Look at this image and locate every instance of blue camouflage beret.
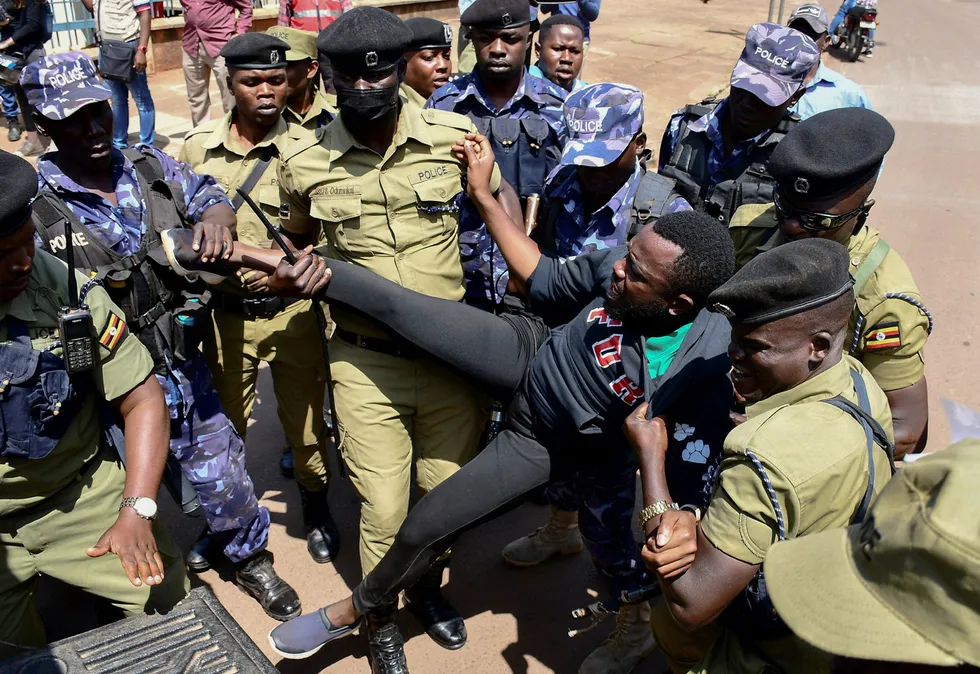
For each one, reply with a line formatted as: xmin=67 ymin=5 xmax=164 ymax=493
xmin=768 ymin=107 xmax=894 ymax=202
xmin=708 ymin=238 xmax=853 ymax=324
xmin=317 ymin=7 xmax=411 ymax=74
xmin=0 ymin=150 xmax=38 ymax=237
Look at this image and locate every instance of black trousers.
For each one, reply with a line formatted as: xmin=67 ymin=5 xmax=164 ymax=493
xmin=322 ymin=261 xmax=562 ymax=614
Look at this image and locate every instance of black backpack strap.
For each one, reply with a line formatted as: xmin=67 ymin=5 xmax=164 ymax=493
xmin=122 ymin=147 xmax=165 ymax=183
xmin=230 ymin=145 xmax=277 ymax=212
xmin=822 ymin=369 xmax=897 ymax=524
xmin=628 ymin=167 xmax=682 ymax=240
xmin=31 ymin=192 xmax=80 ymax=240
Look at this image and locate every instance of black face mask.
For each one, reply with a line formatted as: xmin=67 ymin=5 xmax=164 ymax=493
xmin=336 ymin=84 xmax=400 ymax=121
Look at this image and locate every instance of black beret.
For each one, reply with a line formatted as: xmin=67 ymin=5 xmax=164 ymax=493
xmin=405 ymin=17 xmax=453 ymax=51
xmin=0 ymin=150 xmax=38 ymax=237
xmin=317 ymin=7 xmax=411 ymax=75
xmin=220 ymin=33 xmax=290 ymax=70
xmin=707 ymin=239 xmax=853 ymax=324
xmin=768 ymin=107 xmax=895 ymax=202
xmin=461 ymin=0 xmax=532 ymax=29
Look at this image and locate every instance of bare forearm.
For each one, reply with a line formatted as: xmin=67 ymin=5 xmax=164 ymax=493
xmin=137 ymin=10 xmax=151 ymax=48
xmin=885 ymin=376 xmax=929 ymax=459
xmin=471 ymin=187 xmax=541 ymax=292
xmin=115 ymin=377 xmax=169 ymax=499
xmin=638 ymin=450 xmax=673 ymax=539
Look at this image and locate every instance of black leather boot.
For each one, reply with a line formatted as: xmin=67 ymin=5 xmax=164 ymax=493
xmin=299 ymin=485 xmax=340 ymax=564
xmin=185 ymin=528 xmax=215 ymax=573
xmin=403 ymin=558 xmax=467 ymax=650
xmin=235 ymin=550 xmax=302 ymax=621
xmin=367 ymin=602 xmax=410 ymax=674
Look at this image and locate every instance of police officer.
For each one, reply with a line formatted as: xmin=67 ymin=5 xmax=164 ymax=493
xmin=767 ymin=440 xmax=980 ymax=673
xmin=266 ymin=26 xmax=337 ymax=136
xmin=500 ymin=83 xmax=703 ymax=674
xmin=402 ymin=17 xmax=453 ymax=106
xmin=728 ymin=107 xmax=929 ymax=460
xmin=180 ymin=34 xmax=340 ymax=566
xmin=20 ymin=52 xmax=301 ymax=621
xmin=275 ymin=7 xmax=515 ymax=669
xmin=427 ymin=0 xmax=567 ymax=311
xmin=0 ymin=150 xmax=187 ymax=658
xmin=656 ymin=23 xmax=819 ymax=227
xmin=632 ymin=239 xmax=895 ymax=674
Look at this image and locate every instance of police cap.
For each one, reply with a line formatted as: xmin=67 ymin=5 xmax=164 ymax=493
xmin=769 ymin=107 xmax=895 ymax=202
xmin=220 ymin=32 xmax=290 ymax=70
xmin=0 ymin=150 xmax=38 ymax=237
xmin=266 ymin=26 xmax=317 ymax=62
xmin=317 ymin=7 xmax=411 ymax=75
xmin=405 ymin=17 xmax=453 ymax=52
xmin=707 ymin=239 xmax=853 ymax=324
xmin=461 ymin=0 xmax=532 ymax=30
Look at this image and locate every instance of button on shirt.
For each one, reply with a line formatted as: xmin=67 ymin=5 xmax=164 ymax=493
xmin=180 ymin=0 xmax=252 ymax=59
xmin=659 ymin=99 xmax=771 ymax=189
xmin=790 ymin=62 xmax=872 ymax=120
xmin=427 ymin=71 xmax=566 ymax=305
xmin=36 ymin=146 xmax=230 ymax=257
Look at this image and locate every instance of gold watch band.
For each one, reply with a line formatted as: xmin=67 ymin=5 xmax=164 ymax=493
xmin=638 ymin=500 xmax=679 ymax=529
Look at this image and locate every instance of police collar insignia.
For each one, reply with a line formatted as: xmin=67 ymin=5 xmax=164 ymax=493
xmin=712 ymin=303 xmax=735 ymax=318
xmin=444 ymin=25 xmax=453 ymax=43
xmin=794 ymin=177 xmax=810 ymax=194
xmin=502 ymin=12 xmax=512 ymax=26
xmin=366 ymin=51 xmax=379 ymax=67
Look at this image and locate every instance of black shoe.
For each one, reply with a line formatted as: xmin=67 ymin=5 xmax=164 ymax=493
xmin=367 ymin=604 xmax=410 ymax=674
xmin=280 ymin=446 xmax=294 ymax=479
xmin=403 ymin=559 xmax=467 ymax=650
xmin=186 ymin=529 xmax=215 ymax=573
xmin=6 ymin=118 xmax=21 ymax=143
xmin=299 ymin=485 xmax=340 ymax=564
xmin=236 ymin=550 xmax=302 ymax=622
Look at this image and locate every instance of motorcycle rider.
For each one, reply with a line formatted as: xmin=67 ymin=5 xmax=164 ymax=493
xmin=829 ymin=0 xmax=877 ymax=58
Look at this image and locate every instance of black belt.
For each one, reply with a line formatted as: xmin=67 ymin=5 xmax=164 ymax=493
xmin=335 ymin=328 xmax=417 ymax=358
xmin=213 ymin=293 xmax=301 ymax=319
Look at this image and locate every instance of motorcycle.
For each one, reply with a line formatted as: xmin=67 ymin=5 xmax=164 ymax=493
xmin=837 ymin=5 xmax=878 ymax=62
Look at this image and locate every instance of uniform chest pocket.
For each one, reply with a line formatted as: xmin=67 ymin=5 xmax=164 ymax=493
xmin=311 ymin=196 xmax=366 ymax=254
xmin=413 ymin=176 xmax=462 ymax=237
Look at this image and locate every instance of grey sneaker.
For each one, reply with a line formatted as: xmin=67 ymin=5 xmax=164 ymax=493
xmin=16 ymin=136 xmax=47 ymax=158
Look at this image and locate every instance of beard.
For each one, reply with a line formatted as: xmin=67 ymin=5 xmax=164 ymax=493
xmin=604 ymin=297 xmax=673 ymax=328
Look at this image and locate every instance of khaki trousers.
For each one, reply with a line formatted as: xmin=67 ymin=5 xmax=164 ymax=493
xmin=182 ymin=41 xmax=235 ymax=127
xmin=0 ymin=452 xmax=188 ymax=659
xmin=330 ymin=338 xmax=485 ymax=575
xmin=204 ymin=299 xmax=329 ymax=492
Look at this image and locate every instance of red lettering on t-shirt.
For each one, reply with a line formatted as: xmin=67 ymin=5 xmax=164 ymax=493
xmin=592 ymin=334 xmax=623 ymax=368
xmin=610 ymin=375 xmax=643 ymax=406
xmin=587 ymin=307 xmax=623 ymax=327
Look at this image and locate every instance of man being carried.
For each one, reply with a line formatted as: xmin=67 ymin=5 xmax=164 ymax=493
xmin=637 ymin=238 xmax=895 ymax=674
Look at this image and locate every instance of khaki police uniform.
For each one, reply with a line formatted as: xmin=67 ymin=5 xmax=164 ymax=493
xmin=278 ymin=95 xmax=497 ymax=573
xmin=400 ymin=83 xmax=428 ymax=110
xmin=729 ymin=205 xmax=930 ymax=392
xmin=180 ymin=113 xmax=329 ymax=493
xmin=0 ymin=252 xmax=188 ymax=657
xmin=284 ymin=90 xmax=338 ymax=141
xmin=652 ymin=357 xmax=895 ymax=674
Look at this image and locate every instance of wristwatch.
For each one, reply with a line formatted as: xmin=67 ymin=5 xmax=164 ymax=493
xmin=638 ymin=500 xmax=679 ymax=529
xmin=120 ymin=496 xmax=158 ymax=520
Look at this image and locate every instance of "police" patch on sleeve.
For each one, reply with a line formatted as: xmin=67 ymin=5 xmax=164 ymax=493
xmin=864 ymin=321 xmax=901 ymax=350
xmin=99 ymin=312 xmax=127 ymax=352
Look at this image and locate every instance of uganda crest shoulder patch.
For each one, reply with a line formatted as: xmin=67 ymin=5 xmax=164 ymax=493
xmin=99 ymin=312 xmax=127 ymax=352
xmin=864 ymin=321 xmax=901 ymax=351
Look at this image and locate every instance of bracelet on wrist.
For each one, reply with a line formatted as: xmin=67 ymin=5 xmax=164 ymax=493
xmin=638 ymin=500 xmax=679 ymax=529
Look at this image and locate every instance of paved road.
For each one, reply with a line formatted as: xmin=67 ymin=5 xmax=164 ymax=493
xmin=28 ymin=0 xmax=978 ymax=673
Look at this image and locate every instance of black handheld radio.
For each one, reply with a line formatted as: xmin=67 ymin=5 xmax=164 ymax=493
xmin=58 ymin=217 xmax=96 ymax=374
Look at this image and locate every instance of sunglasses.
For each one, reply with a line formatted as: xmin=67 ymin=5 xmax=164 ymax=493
xmin=773 ymin=190 xmax=872 ymax=232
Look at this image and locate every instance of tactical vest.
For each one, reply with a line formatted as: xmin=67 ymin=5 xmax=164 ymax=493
xmin=0 ymin=318 xmax=90 ymax=460
xmin=660 ymin=99 xmax=800 ymax=226
xmin=33 ymin=149 xmax=210 ymax=369
xmin=471 ymin=107 xmax=564 ymax=200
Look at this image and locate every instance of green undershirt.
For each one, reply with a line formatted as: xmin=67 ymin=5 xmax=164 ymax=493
xmin=645 ymin=323 xmax=692 ymax=379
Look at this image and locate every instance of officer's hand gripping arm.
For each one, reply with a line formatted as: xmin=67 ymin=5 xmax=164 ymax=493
xmin=87 ymin=375 xmax=170 ymax=589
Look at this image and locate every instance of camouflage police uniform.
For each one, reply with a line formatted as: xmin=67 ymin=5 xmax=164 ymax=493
xmin=20 ymin=55 xmax=289 ymax=604
xmin=426 ymin=0 xmax=567 ymax=310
